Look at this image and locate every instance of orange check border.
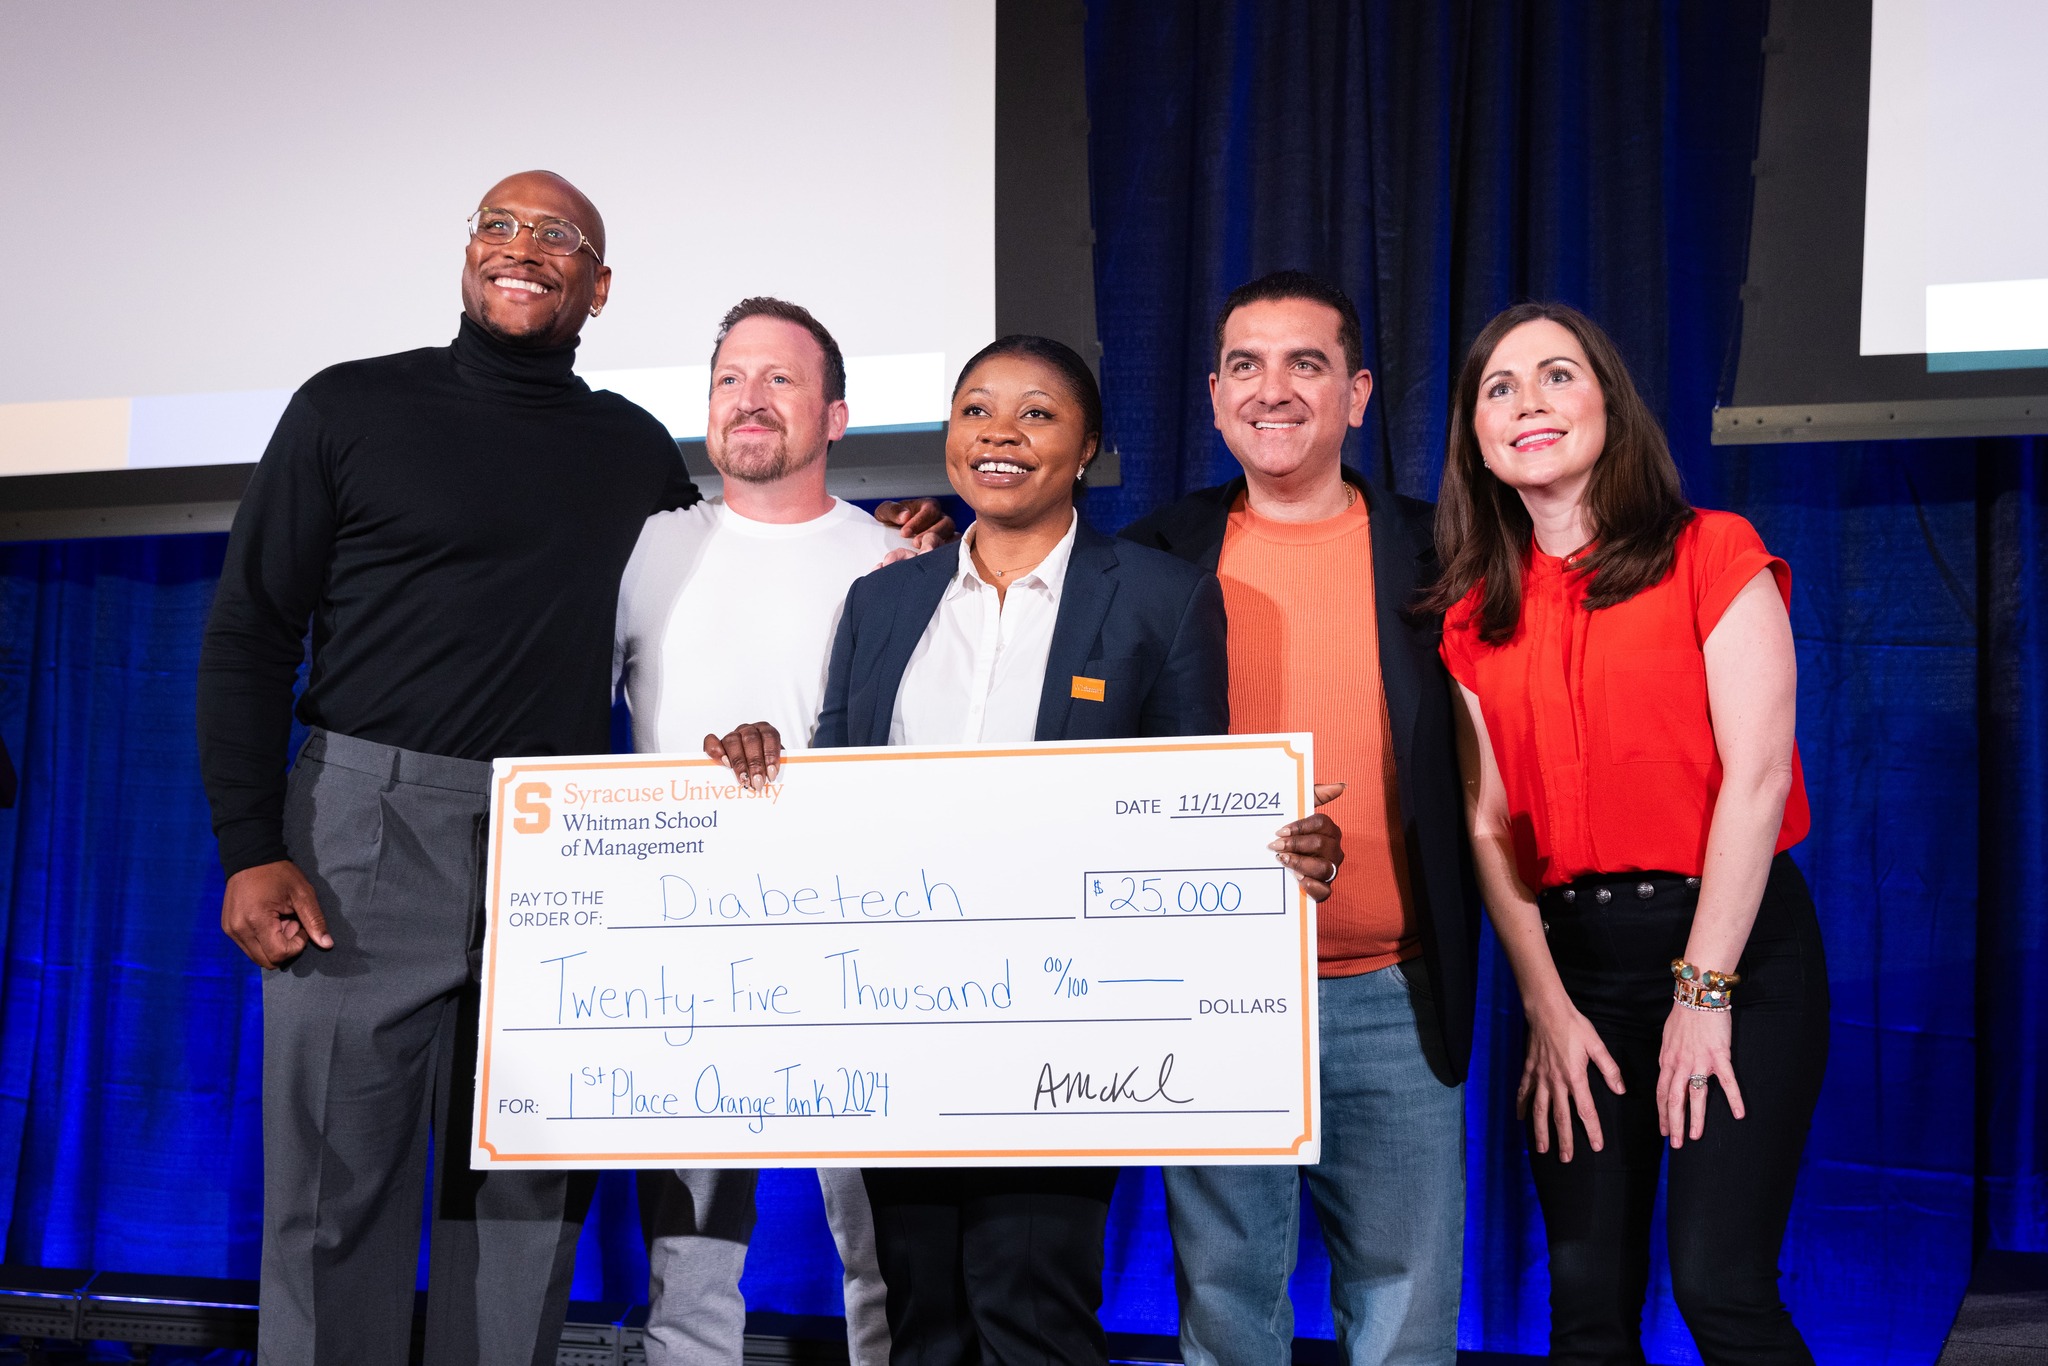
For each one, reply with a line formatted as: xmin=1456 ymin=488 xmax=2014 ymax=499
xmin=473 ymin=736 xmax=1316 ymax=1166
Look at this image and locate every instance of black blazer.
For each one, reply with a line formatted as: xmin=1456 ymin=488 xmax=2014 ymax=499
xmin=1120 ymin=469 xmax=1480 ymax=1083
xmin=815 ymin=519 xmax=1228 ymax=747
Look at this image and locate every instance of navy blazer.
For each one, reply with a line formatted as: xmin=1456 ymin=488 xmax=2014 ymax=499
xmin=815 ymin=520 xmax=1228 ymax=748
xmin=1120 ymin=470 xmax=1481 ymax=1084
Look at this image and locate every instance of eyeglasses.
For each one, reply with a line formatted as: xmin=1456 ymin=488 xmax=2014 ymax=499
xmin=467 ymin=208 xmax=603 ymax=263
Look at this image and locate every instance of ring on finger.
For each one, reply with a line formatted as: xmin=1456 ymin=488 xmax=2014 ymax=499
xmin=1325 ymin=859 xmax=1340 ymax=886
xmin=1687 ymin=1073 xmax=1709 ymax=1090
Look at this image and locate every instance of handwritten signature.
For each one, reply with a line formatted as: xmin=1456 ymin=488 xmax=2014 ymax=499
xmin=1032 ymin=1053 xmax=1192 ymax=1110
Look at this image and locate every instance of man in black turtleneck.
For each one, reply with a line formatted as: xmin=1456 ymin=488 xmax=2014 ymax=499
xmin=197 ymin=169 xmax=654 ymax=1366
xmin=198 ymin=171 xmax=944 ymax=1366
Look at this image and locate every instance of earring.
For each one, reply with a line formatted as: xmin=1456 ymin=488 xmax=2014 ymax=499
xmin=1077 ymin=464 xmax=1089 ymax=483
xmin=589 ymin=305 xmax=603 ymax=317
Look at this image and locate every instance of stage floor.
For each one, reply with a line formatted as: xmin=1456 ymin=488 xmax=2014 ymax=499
xmin=1936 ymin=1251 xmax=2048 ymax=1365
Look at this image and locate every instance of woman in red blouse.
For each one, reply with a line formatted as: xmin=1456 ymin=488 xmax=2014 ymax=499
xmin=1431 ymin=303 xmax=1827 ymax=1364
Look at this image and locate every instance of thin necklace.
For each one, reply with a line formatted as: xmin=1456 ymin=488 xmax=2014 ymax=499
xmin=973 ymin=542 xmax=1045 ymax=580
xmin=980 ymin=555 xmax=1041 ymax=579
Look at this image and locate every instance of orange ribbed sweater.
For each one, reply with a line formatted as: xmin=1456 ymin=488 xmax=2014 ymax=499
xmin=1218 ymin=493 xmax=1417 ymax=976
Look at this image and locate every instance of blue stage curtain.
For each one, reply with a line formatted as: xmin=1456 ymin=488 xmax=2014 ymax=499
xmin=1079 ymin=4 xmax=2044 ymax=1364
xmin=0 ymin=535 xmax=260 ymax=1276
xmin=0 ymin=4 xmax=2042 ymax=1363
xmin=1980 ymin=447 xmax=2047 ymax=1255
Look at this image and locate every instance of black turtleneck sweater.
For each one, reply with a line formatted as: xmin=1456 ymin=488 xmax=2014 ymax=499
xmin=198 ymin=316 xmax=699 ymax=877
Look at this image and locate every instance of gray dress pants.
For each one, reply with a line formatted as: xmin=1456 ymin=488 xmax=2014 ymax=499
xmin=261 ymin=730 xmax=592 ymax=1365
xmin=641 ymin=1166 xmax=892 ymax=1366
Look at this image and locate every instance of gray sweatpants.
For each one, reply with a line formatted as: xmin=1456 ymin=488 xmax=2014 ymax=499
xmin=641 ymin=1167 xmax=892 ymax=1366
xmin=260 ymin=730 xmax=590 ymax=1365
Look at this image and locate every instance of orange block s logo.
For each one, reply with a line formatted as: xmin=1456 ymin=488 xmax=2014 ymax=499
xmin=511 ymin=782 xmax=552 ymax=835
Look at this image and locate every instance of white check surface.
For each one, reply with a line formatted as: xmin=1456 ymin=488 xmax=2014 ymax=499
xmin=471 ymin=736 xmax=1320 ymax=1168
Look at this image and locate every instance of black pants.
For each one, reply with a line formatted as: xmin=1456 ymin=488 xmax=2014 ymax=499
xmin=861 ymin=1165 xmax=1119 ymax=1366
xmin=1531 ymin=853 xmax=1830 ymax=1366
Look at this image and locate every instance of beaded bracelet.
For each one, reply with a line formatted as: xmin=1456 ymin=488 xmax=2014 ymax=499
xmin=1670 ymin=958 xmax=1740 ymax=1011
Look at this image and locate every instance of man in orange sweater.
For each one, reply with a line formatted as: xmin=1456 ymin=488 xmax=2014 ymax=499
xmin=1122 ymin=272 xmax=1478 ymax=1366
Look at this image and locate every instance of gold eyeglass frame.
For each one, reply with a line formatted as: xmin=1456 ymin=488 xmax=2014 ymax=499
xmin=466 ymin=208 xmax=603 ymax=264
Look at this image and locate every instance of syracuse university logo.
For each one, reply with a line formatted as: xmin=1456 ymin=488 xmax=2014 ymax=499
xmin=510 ymin=781 xmax=552 ymax=835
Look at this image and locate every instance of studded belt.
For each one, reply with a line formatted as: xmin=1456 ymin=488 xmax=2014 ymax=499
xmin=1536 ymin=869 xmax=1701 ymax=912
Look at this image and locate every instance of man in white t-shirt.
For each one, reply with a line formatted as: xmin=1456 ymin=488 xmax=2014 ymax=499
xmin=614 ymin=298 xmax=913 ymax=1366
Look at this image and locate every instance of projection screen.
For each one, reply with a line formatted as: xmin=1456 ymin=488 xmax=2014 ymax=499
xmin=1718 ymin=0 xmax=2048 ymax=444
xmin=0 ymin=0 xmax=1098 ymax=537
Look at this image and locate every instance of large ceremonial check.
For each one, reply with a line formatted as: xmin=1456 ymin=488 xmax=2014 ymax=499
xmin=470 ymin=734 xmax=1320 ymax=1169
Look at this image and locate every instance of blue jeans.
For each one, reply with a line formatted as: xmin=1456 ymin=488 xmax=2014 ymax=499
xmin=1164 ymin=962 xmax=1464 ymax=1366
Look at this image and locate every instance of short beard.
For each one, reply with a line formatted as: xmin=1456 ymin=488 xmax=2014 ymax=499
xmin=712 ymin=429 xmax=825 ymax=484
xmin=464 ymin=305 xmax=561 ymax=350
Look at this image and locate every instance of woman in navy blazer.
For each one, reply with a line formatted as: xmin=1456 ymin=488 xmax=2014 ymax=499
xmin=713 ymin=337 xmax=1343 ymax=1366
xmin=813 ymin=506 xmax=1226 ymax=749
xmin=831 ymin=338 xmax=1233 ymax=1366
xmin=813 ymin=387 xmax=1229 ymax=755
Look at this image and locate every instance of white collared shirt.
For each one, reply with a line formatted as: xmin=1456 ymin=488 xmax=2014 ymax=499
xmin=888 ymin=513 xmax=1080 ymax=745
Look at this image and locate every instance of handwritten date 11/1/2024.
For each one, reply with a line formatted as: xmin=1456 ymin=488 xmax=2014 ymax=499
xmin=1109 ymin=791 xmax=1285 ymax=817
xmin=1178 ymin=790 xmax=1284 ymax=816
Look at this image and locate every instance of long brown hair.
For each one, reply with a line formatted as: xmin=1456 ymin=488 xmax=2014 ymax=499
xmin=1424 ymin=302 xmax=1693 ymax=642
